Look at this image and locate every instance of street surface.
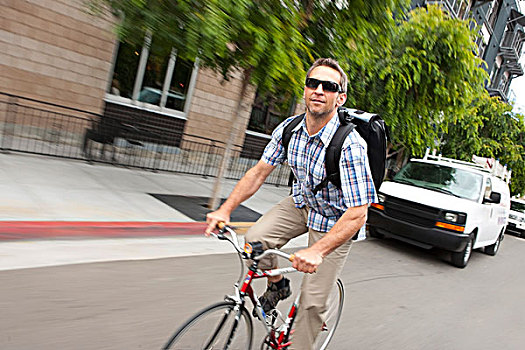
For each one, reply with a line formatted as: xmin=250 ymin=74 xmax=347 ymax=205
xmin=1 ymin=235 xmax=524 ymax=350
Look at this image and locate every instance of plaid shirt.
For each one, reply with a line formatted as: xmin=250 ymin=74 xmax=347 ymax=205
xmin=262 ymin=113 xmax=377 ymax=232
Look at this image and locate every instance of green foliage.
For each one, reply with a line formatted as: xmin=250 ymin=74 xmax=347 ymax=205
xmin=298 ymin=1 xmax=407 ymax=64
xmin=347 ymin=5 xmax=487 ymax=157
xmin=475 ymin=98 xmax=525 ymax=196
xmin=440 ymin=94 xmax=525 ymax=196
xmin=92 ymin=0 xmax=306 ymax=96
xmin=89 ymin=1 xmax=525 ymax=194
xmin=92 ymin=0 xmax=409 ymax=98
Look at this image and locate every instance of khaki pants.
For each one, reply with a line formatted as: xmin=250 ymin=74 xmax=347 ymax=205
xmin=245 ymin=196 xmax=352 ymax=350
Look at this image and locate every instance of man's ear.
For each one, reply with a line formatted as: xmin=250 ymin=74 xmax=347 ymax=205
xmin=336 ymin=93 xmax=347 ymax=107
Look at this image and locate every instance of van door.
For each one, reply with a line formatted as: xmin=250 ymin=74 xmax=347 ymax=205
xmin=492 ymin=178 xmax=511 ymax=238
xmin=478 ymin=177 xmax=498 ymax=245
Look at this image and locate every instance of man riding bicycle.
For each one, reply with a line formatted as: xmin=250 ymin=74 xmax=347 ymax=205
xmin=206 ymin=58 xmax=377 ymax=350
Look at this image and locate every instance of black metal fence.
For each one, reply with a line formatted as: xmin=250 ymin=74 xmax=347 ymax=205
xmin=0 ymin=93 xmax=292 ymax=186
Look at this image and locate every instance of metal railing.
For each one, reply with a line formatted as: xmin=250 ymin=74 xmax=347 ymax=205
xmin=0 ymin=93 xmax=292 ymax=186
xmin=425 ymin=0 xmax=468 ymax=19
xmin=500 ymin=29 xmax=525 ymax=61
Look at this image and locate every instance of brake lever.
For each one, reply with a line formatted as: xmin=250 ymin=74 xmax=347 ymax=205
xmin=216 ymin=232 xmax=228 ymax=240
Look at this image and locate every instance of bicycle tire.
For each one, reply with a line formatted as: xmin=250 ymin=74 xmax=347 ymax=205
xmin=163 ymin=301 xmax=253 ymax=350
xmin=314 ymin=278 xmax=345 ymax=350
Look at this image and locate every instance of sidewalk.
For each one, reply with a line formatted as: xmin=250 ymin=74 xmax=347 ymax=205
xmin=0 ymin=152 xmax=290 ymax=237
xmin=0 ymin=152 xmax=299 ymax=270
xmin=0 ymin=152 xmax=366 ymax=271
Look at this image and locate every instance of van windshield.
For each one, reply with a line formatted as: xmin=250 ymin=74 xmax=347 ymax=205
xmin=510 ymin=201 xmax=525 ymax=213
xmin=393 ymin=162 xmax=483 ymax=201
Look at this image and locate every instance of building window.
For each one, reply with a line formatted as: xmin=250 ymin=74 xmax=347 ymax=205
xmin=476 ymin=23 xmax=491 ymax=59
xmin=137 ymin=38 xmax=171 ymax=107
xmin=110 ymin=41 xmax=140 ymax=99
xmin=488 ymin=64 xmax=499 ymax=88
xmin=456 ymin=0 xmax=468 ymax=19
xmin=107 ymin=36 xmax=196 ymax=115
xmin=248 ymin=90 xmax=296 ymax=135
xmin=487 ymin=0 xmax=502 ymax=30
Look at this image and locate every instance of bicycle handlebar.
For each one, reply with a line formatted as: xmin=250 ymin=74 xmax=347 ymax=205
xmin=212 ymin=224 xmax=295 ymax=262
xmin=256 ymin=249 xmax=294 ymax=262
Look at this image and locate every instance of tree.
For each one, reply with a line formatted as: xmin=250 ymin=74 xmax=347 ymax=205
xmin=346 ymin=5 xmax=488 ymax=158
xmin=91 ymin=0 xmax=410 ymax=209
xmin=91 ymin=0 xmax=307 ymax=209
xmin=440 ymin=94 xmax=525 ymax=196
xmin=338 ymin=4 xmax=525 ymax=195
xmin=475 ymin=99 xmax=525 ymax=196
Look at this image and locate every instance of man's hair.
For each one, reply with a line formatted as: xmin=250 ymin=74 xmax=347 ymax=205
xmin=306 ymin=58 xmax=348 ymax=94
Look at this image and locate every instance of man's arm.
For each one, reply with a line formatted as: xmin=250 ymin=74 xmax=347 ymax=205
xmin=292 ymin=204 xmax=367 ymax=273
xmin=205 ymin=160 xmax=276 ymax=235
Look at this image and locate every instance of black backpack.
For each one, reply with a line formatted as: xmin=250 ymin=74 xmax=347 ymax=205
xmin=282 ymin=107 xmax=388 ymax=194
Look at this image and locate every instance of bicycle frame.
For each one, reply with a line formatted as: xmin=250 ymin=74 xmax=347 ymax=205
xmin=242 ymin=266 xmax=300 ymax=349
xmin=213 ymin=226 xmax=301 ymax=349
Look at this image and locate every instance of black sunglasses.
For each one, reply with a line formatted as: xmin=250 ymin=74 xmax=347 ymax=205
xmin=305 ymin=78 xmax=342 ymax=93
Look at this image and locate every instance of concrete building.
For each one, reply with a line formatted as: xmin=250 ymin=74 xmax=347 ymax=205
xmin=0 ymin=0 xmax=302 ymax=156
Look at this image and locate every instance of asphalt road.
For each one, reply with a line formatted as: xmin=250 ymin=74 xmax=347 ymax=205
xmin=1 ymin=235 xmax=524 ymax=350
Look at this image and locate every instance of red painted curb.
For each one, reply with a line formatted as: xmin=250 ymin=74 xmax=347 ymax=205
xmin=0 ymin=221 xmax=208 ymax=240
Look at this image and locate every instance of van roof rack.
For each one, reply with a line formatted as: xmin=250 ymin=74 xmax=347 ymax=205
xmin=421 ymin=148 xmax=512 ymax=183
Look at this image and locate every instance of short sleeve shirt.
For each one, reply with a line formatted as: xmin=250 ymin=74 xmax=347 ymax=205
xmin=261 ymin=114 xmax=377 ymax=232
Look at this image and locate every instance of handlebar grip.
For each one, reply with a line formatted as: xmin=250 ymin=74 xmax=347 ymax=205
xmin=217 ymin=222 xmax=226 ymax=229
xmin=289 ymin=254 xmax=295 ymax=262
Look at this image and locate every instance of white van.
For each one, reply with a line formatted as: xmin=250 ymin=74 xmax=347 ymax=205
xmin=367 ymin=152 xmax=511 ymax=268
xmin=506 ymin=198 xmax=525 ymax=238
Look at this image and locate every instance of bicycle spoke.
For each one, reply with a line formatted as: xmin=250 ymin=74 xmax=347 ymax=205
xmin=203 ymin=309 xmax=232 ymax=349
xmin=163 ymin=302 xmax=253 ymax=350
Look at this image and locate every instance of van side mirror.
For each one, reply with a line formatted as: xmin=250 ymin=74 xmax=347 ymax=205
xmin=483 ymin=191 xmax=501 ymax=204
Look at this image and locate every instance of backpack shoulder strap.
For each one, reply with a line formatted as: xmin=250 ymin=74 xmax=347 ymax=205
xmin=313 ymin=121 xmax=356 ymax=194
xmin=282 ymin=114 xmax=304 ymax=157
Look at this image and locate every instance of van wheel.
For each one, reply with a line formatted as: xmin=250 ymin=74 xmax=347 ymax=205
xmin=368 ymin=226 xmax=384 ymax=239
xmin=485 ymin=232 xmax=503 ymax=256
xmin=450 ymin=236 xmax=473 ymax=268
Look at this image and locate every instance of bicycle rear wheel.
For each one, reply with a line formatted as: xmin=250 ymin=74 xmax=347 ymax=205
xmin=163 ymin=301 xmax=253 ymax=350
xmin=314 ymin=278 xmax=345 ymax=350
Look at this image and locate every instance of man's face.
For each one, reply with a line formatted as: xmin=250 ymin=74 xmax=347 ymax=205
xmin=304 ymin=66 xmax=347 ymax=119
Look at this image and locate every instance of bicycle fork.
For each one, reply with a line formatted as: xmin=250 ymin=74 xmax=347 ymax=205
xmin=205 ymin=301 xmax=247 ymax=350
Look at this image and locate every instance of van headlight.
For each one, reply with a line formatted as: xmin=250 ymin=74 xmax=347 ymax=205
xmin=444 ymin=213 xmax=458 ymax=222
xmin=436 ymin=210 xmax=467 ymax=233
xmin=440 ymin=211 xmax=466 ymax=224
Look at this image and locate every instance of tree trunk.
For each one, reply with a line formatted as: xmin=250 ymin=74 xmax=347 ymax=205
xmin=394 ymin=147 xmax=405 ymax=173
xmin=264 ymin=99 xmax=272 ymax=134
xmin=207 ymin=68 xmax=253 ymax=210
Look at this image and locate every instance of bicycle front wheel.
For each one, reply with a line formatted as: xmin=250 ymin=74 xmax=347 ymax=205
xmin=163 ymin=301 xmax=253 ymax=350
xmin=314 ymin=278 xmax=345 ymax=350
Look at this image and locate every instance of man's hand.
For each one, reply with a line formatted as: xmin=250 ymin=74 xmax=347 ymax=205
xmin=205 ymin=209 xmax=230 ymax=236
xmin=292 ymin=248 xmax=323 ymax=273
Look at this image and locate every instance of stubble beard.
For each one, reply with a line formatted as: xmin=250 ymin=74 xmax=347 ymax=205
xmin=307 ymin=104 xmax=336 ymax=121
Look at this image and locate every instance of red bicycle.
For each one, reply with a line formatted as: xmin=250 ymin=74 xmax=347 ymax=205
xmin=162 ymin=224 xmax=345 ymax=350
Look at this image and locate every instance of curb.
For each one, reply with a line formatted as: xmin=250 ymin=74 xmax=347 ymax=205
xmin=0 ymin=221 xmax=254 ymax=241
